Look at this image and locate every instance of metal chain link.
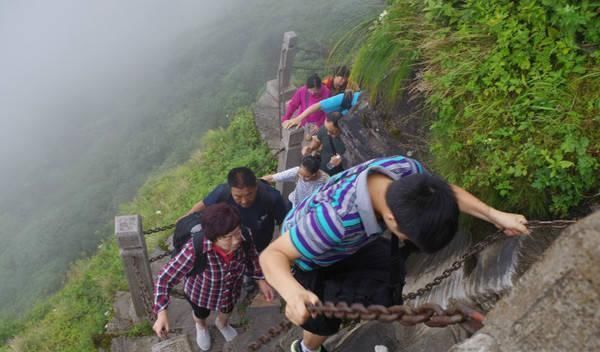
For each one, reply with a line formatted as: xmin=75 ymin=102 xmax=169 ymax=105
xmin=143 ymin=223 xmax=176 ymax=236
xmin=149 ymin=250 xmax=171 ymax=263
xmin=246 ymin=300 xmax=483 ymax=351
xmin=247 ymin=320 xmax=294 ymax=351
xmin=402 ymin=219 xmax=577 ymax=301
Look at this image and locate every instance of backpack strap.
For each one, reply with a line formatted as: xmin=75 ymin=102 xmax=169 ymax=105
xmin=390 ymin=235 xmax=403 ymax=304
xmin=188 ymin=231 xmax=208 ymax=277
xmin=240 ymin=226 xmax=252 ymax=255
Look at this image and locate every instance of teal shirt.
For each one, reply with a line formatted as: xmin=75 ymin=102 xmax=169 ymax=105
xmin=319 ymin=92 xmax=361 ymax=115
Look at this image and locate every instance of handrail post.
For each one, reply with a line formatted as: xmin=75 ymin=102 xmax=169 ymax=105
xmin=115 ymin=215 xmax=154 ymax=321
xmin=277 ymin=127 xmax=305 ymax=201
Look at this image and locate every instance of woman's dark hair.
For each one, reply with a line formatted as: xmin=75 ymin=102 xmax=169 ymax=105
xmin=227 ymin=167 xmax=257 ymax=189
xmin=306 ymin=74 xmax=322 ymax=89
xmin=201 ymin=203 xmax=241 ymax=241
xmin=326 ymin=112 xmax=343 ymax=128
xmin=385 ymin=173 xmax=459 ymax=253
xmin=301 ymin=155 xmax=321 ymax=174
xmin=333 ymin=65 xmax=350 ymax=78
xmin=340 ymin=90 xmax=354 ymax=111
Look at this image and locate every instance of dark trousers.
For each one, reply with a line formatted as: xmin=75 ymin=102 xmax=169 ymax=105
xmin=184 ymin=295 xmax=233 ymax=320
xmin=294 ymin=237 xmax=407 ymax=336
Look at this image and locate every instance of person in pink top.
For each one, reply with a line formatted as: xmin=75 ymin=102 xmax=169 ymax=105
xmin=281 ymin=74 xmax=331 ymax=140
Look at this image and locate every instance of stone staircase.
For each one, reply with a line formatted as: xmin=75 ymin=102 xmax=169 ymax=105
xmin=105 ymin=248 xmax=289 ymax=352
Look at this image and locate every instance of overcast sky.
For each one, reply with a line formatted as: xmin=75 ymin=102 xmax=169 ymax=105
xmin=0 ymin=0 xmax=238 ymax=166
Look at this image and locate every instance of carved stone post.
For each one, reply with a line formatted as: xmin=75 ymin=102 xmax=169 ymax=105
xmin=115 ymin=215 xmax=154 ymax=321
xmin=277 ymin=127 xmax=304 ymax=201
xmin=278 ymin=31 xmax=297 ymax=92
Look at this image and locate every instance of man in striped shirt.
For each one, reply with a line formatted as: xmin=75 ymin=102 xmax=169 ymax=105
xmin=259 ymin=155 xmax=529 ymax=352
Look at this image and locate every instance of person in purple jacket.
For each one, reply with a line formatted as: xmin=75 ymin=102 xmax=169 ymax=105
xmin=281 ymin=74 xmax=331 ymax=140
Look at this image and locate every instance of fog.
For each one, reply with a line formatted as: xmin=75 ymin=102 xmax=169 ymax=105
xmin=0 ymin=0 xmax=232 ymax=192
xmin=0 ymin=0 xmax=248 ymax=316
xmin=0 ymin=0 xmax=383 ymax=318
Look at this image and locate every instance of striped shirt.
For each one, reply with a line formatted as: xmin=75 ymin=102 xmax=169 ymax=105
xmin=153 ymin=232 xmax=263 ymax=313
xmin=282 ymin=155 xmax=425 ymax=271
xmin=271 ymin=167 xmax=329 ymax=207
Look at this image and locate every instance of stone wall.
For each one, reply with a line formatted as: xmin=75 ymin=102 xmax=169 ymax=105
xmin=450 ymin=211 xmax=600 ymax=352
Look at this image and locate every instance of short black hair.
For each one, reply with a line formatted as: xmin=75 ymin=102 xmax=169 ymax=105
xmin=385 ymin=173 xmax=458 ymax=253
xmin=306 ymin=74 xmax=322 ymax=89
xmin=326 ymin=112 xmax=342 ymax=128
xmin=301 ymin=155 xmax=321 ymax=174
xmin=227 ymin=167 xmax=257 ymax=189
xmin=333 ymin=65 xmax=350 ymax=78
xmin=201 ymin=203 xmax=241 ymax=241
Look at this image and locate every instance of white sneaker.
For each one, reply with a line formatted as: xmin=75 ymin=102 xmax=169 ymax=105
xmin=195 ymin=325 xmax=211 ymax=351
xmin=216 ymin=322 xmax=238 ymax=342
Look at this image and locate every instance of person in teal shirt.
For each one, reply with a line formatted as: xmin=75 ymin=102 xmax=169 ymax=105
xmin=282 ymin=91 xmax=365 ymax=129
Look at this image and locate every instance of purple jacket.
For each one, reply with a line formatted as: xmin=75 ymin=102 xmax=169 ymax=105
xmin=281 ymin=85 xmax=330 ymax=126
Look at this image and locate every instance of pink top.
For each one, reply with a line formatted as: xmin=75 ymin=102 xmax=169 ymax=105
xmin=281 ymin=85 xmax=330 ymax=126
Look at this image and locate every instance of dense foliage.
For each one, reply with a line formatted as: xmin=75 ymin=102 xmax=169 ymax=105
xmin=1 ymin=110 xmax=274 ymax=352
xmin=350 ymin=0 xmax=599 ymax=216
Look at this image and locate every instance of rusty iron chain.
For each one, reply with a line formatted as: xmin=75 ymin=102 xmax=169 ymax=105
xmin=143 ymin=223 xmax=176 ymax=236
xmin=306 ymin=300 xmax=484 ymax=326
xmin=246 ymin=300 xmax=483 ymax=351
xmin=246 ymin=219 xmax=577 ymax=350
xmin=402 ymin=219 xmax=577 ymax=301
xmin=247 ymin=320 xmax=294 ymax=351
xmin=149 ymin=250 xmax=171 ymax=263
xmin=402 ymin=230 xmax=504 ymax=301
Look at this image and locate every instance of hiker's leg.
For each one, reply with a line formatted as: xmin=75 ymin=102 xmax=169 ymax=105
xmin=191 ymin=308 xmax=211 ymax=351
xmin=184 ymin=294 xmax=210 ymax=327
xmin=215 ymin=310 xmax=231 ymax=327
xmin=216 ymin=309 xmax=238 ymax=342
xmin=302 ymin=330 xmax=328 ymax=349
xmin=191 ymin=306 xmax=210 ymax=329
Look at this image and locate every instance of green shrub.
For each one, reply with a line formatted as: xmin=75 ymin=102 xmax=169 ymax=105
xmin=350 ymin=0 xmax=599 ymax=216
xmin=423 ymin=0 xmax=599 ymax=216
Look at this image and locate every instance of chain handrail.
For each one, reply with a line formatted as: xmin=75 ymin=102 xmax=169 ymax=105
xmin=246 ymin=219 xmax=578 ymax=350
xmin=403 ymin=219 xmax=577 ymax=301
xmin=149 ymin=250 xmax=171 ymax=263
xmin=143 ymin=223 xmax=175 ymax=236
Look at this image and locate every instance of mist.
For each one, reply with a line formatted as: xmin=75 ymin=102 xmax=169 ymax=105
xmin=0 ymin=0 xmax=383 ymax=318
xmin=0 ymin=0 xmax=231 ymax=195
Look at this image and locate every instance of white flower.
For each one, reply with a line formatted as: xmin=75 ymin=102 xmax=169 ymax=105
xmin=378 ymin=10 xmax=388 ymax=22
xmin=155 ymin=210 xmax=162 ymax=215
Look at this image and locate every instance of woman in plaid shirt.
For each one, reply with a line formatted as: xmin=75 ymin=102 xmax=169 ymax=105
xmin=152 ymin=203 xmax=274 ymax=351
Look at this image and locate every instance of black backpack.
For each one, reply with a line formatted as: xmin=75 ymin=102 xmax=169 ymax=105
xmin=172 ymin=212 xmax=251 ymax=276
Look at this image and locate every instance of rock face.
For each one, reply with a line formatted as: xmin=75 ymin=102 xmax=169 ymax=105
xmin=451 ymin=211 xmax=600 ymax=352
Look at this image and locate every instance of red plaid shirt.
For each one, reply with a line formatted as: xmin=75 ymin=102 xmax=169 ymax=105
xmin=153 ymin=232 xmax=263 ymax=313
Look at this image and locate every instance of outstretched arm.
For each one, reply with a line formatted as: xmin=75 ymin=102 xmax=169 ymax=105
xmin=451 ymin=185 xmax=529 ymax=236
xmin=259 ymin=234 xmax=319 ymax=325
xmin=282 ymin=102 xmax=322 ymax=129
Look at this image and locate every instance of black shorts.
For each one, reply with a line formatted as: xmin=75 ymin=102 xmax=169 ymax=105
xmin=294 ymin=237 xmax=407 ymax=336
xmin=184 ymin=295 xmax=233 ymax=320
